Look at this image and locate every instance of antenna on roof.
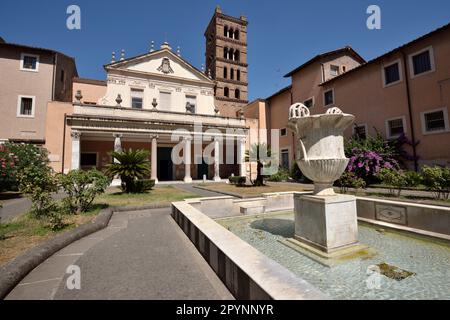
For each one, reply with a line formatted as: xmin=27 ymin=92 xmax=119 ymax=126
xmin=150 ymin=41 xmax=155 ymax=52
xmin=120 ymin=49 xmax=125 ymax=61
xmin=176 ymin=46 xmax=181 ymax=57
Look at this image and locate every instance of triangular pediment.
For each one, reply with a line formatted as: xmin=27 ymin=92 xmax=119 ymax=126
xmin=105 ymin=49 xmax=212 ymax=83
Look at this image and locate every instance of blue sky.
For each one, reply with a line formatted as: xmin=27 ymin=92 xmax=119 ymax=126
xmin=1 ymin=0 xmax=449 ymax=100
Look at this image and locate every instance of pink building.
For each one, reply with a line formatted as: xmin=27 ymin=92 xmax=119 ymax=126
xmin=247 ymin=22 xmax=450 ymax=170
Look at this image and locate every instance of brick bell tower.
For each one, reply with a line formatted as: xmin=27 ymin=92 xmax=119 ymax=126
xmin=204 ymin=6 xmax=249 ymax=118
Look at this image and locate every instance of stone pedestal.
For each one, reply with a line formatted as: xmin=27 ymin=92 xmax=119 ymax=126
xmin=294 ymin=194 xmax=358 ymax=254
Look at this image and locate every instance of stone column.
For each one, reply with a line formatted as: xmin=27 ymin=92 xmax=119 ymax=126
xmin=113 ymin=133 xmax=123 ymax=163
xmin=237 ymin=137 xmax=246 ymax=177
xmin=213 ymin=138 xmax=221 ymax=181
xmin=151 ymin=135 xmax=158 ymax=183
xmin=71 ymin=131 xmax=81 ymax=170
xmin=183 ymin=137 xmax=192 ymax=183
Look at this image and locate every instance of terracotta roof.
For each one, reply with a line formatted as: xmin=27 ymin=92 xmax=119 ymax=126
xmin=0 ymin=41 xmax=76 ymax=62
xmin=320 ymin=21 xmax=450 ymax=86
xmin=284 ymin=46 xmax=366 ymax=78
xmin=266 ymin=85 xmax=292 ymax=101
xmin=73 ymin=77 xmax=107 ymax=86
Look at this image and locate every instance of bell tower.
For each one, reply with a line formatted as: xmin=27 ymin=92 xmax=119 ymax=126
xmin=204 ymin=6 xmax=249 ymax=118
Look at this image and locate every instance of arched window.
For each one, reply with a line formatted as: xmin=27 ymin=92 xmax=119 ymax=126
xmin=224 ymin=87 xmax=229 ymax=97
xmin=237 ymin=70 xmax=241 ymax=81
xmin=223 ymin=47 xmax=228 ymax=59
xmin=234 ymin=50 xmax=240 ymax=62
xmin=228 ymin=48 xmax=234 ymax=60
xmin=223 ymin=67 xmax=228 ymax=79
xmin=230 ymin=68 xmax=234 ymax=80
xmin=234 ymin=30 xmax=239 ymax=40
xmin=235 ymin=89 xmax=240 ymax=99
xmin=224 ymin=26 xmax=228 ymax=37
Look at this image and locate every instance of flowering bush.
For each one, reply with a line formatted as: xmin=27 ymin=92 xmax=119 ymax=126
xmin=346 ymin=148 xmax=399 ymax=183
xmin=0 ymin=143 xmax=49 ymax=192
xmin=345 ymin=133 xmax=401 ymax=183
xmin=0 ymin=144 xmax=18 ymax=192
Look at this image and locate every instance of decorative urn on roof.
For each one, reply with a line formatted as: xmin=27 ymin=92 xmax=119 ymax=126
xmin=288 ymin=104 xmax=354 ymax=196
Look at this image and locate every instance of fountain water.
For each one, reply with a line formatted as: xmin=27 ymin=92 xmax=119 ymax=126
xmin=287 ymin=103 xmax=367 ymax=259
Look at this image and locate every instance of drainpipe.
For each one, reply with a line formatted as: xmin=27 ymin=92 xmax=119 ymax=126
xmin=51 ymin=53 xmax=58 ymax=101
xmin=290 ymin=87 xmax=296 ymax=168
xmin=61 ymin=113 xmax=67 ymax=173
xmin=401 ymin=51 xmax=418 ymax=171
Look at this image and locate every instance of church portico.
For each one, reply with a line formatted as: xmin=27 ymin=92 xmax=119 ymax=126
xmin=68 ymin=110 xmax=247 ymax=183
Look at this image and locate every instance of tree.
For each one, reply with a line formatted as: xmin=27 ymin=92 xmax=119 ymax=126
xmin=105 ymin=149 xmax=151 ymax=193
xmin=245 ymin=143 xmax=276 ymax=186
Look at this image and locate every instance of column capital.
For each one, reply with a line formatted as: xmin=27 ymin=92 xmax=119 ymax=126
xmin=184 ymin=136 xmax=193 ymax=142
xmin=71 ymin=130 xmax=81 ymax=139
xmin=151 ymin=134 xmax=159 ymax=140
xmin=113 ymin=133 xmax=123 ymax=139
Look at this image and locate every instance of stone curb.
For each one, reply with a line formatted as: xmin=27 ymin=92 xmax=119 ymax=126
xmin=193 ymin=185 xmax=251 ymax=199
xmin=0 ymin=203 xmax=170 ymax=299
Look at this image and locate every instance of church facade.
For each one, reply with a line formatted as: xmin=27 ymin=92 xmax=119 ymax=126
xmin=45 ymin=40 xmax=250 ymax=183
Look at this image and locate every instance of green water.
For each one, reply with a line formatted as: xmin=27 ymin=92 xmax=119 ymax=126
xmin=218 ymin=212 xmax=450 ymax=300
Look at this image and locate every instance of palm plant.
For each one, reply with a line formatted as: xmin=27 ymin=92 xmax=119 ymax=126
xmin=105 ymin=149 xmax=151 ymax=193
xmin=245 ymin=143 xmax=276 ymax=186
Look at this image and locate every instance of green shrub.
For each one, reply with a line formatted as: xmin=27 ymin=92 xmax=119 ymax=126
xmin=404 ymin=171 xmax=422 ymax=188
xmin=290 ymin=163 xmax=302 ymax=181
xmin=47 ymin=208 xmax=66 ymax=231
xmin=130 ymin=179 xmax=155 ymax=193
xmin=336 ymin=171 xmax=366 ymax=194
xmin=421 ymin=166 xmax=450 ymax=200
xmin=17 ymin=165 xmax=57 ymax=218
xmin=377 ymin=169 xmax=422 ymax=197
xmin=229 ymin=176 xmax=246 ymax=186
xmin=268 ymin=168 xmax=290 ymax=182
xmin=58 ymin=169 xmax=109 ymax=214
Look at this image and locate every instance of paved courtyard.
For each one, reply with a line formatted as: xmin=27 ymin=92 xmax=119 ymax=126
xmin=6 ymin=207 xmax=233 ymax=300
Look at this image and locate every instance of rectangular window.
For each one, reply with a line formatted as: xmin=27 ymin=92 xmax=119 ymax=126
xmin=80 ymin=153 xmax=97 ymax=168
xmin=186 ymin=95 xmax=197 ymax=113
xmin=280 ymin=128 xmax=287 ymax=136
xmin=304 ymin=98 xmax=314 ymax=108
xmin=330 ymin=65 xmax=340 ymax=77
xmin=412 ymin=50 xmax=432 ymax=75
xmin=424 ymin=110 xmax=446 ymax=132
xmin=20 ymin=53 xmax=39 ymax=71
xmin=159 ymin=91 xmax=171 ymax=110
xmin=131 ymin=89 xmax=144 ymax=109
xmin=354 ymin=124 xmax=367 ymax=139
xmin=387 ymin=118 xmax=405 ymax=138
xmin=60 ymin=69 xmax=65 ymax=82
xmin=17 ymin=96 xmax=35 ymax=117
xmin=324 ymin=89 xmax=334 ymax=106
xmin=384 ymin=63 xmax=400 ymax=85
xmin=281 ymin=149 xmax=289 ymax=170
